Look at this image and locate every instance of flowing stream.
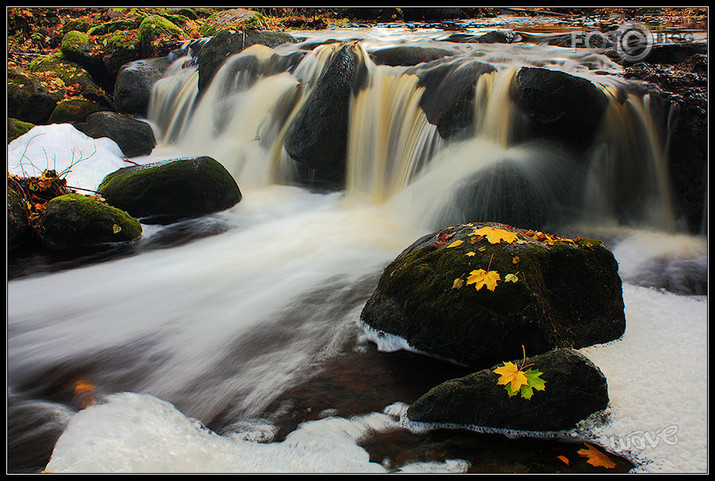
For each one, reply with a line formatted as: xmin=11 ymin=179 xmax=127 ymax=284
xmin=7 ymin=23 xmax=708 ymax=473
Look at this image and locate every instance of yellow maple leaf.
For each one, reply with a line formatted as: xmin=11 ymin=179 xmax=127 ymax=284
xmin=578 ymin=443 xmax=616 ymax=469
xmin=466 ymin=269 xmax=500 ymax=291
xmin=472 ymin=226 xmax=518 ymax=244
xmin=493 ymin=361 xmax=529 ymax=393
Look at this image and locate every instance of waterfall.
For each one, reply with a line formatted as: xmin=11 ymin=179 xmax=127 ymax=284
xmin=346 ymin=53 xmax=443 ymax=202
xmin=146 ymin=38 xmax=680 ymax=234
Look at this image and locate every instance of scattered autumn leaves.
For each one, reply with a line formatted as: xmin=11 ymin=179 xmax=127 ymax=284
xmin=441 ymin=223 xmax=594 ymax=293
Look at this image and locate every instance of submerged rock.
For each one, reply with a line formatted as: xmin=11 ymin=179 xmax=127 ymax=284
xmin=360 ymin=222 xmax=625 ymax=368
xmin=407 ymin=348 xmax=609 ymax=431
xmin=37 ymin=194 xmax=142 ymax=250
xmin=97 ymin=156 xmax=242 ymax=224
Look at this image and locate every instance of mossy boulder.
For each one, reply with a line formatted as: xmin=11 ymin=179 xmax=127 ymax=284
xmin=8 ymin=67 xmax=63 ymax=124
xmin=8 ymin=118 xmax=35 ymax=143
xmin=97 ymin=156 xmax=242 ymax=224
xmin=87 ymin=17 xmax=144 ymax=36
xmin=82 ymin=111 xmax=156 ymax=158
xmin=60 ymin=30 xmax=94 ymax=65
xmin=198 ymin=8 xmax=267 ymax=37
xmin=37 ymin=194 xmax=142 ymax=250
xmin=28 ymin=52 xmax=98 ymax=92
xmin=360 ymin=222 xmax=625 ymax=369
xmin=137 ymin=15 xmax=184 ymax=57
xmin=48 ymin=99 xmax=111 ymax=124
xmin=407 ymin=348 xmax=609 ymax=431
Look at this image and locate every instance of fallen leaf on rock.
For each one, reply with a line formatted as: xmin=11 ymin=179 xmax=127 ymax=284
xmin=493 ymin=361 xmax=528 ymax=394
xmin=504 ymin=273 xmax=519 ymax=283
xmin=466 ymin=269 xmax=500 ymax=291
xmin=452 ymin=278 xmax=465 ymax=289
xmin=447 ymin=240 xmax=464 ymax=248
xmin=557 ymin=455 xmax=570 ymax=466
xmin=472 ymin=226 xmax=518 ymax=244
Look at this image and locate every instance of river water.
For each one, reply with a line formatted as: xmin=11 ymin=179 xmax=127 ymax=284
xmin=7 ymin=19 xmax=708 ymax=473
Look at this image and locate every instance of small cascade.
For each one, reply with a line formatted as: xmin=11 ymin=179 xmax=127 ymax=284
xmin=346 ymin=59 xmax=443 ymax=203
xmin=473 ymin=67 xmax=518 ymax=146
xmin=584 ymin=87 xmax=678 ymax=232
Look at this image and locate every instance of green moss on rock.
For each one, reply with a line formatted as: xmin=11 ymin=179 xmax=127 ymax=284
xmin=48 ymin=99 xmax=110 ymax=124
xmin=98 ymin=156 xmax=242 ymax=224
xmin=60 ymin=30 xmax=93 ymax=62
xmin=8 ymin=118 xmax=35 ymax=143
xmin=138 ymin=15 xmax=184 ymax=56
xmin=37 ymin=193 xmax=142 ymax=250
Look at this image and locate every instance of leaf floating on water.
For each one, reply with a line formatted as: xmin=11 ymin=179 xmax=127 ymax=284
xmin=472 ymin=226 xmax=518 ymax=244
xmin=578 ymin=443 xmax=616 ymax=469
xmin=446 ymin=240 xmax=464 ymax=248
xmin=466 ymin=269 xmax=500 ymax=291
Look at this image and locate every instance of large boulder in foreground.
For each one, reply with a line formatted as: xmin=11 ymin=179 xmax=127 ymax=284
xmin=37 ymin=194 xmax=142 ymax=250
xmin=360 ymin=222 xmax=625 ymax=368
xmin=407 ymin=348 xmax=609 ymax=431
xmin=97 ymin=156 xmax=242 ymax=224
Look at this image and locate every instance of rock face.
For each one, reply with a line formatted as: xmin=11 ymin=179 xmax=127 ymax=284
xmin=37 ymin=194 xmax=142 ymax=250
xmin=284 ymin=42 xmax=369 ymax=188
xmin=8 ymin=68 xmax=62 ymax=125
xmin=407 ymin=348 xmax=609 ymax=431
xmin=114 ymin=57 xmax=173 ymax=117
xmin=82 ymin=111 xmax=156 ymax=157
xmin=408 ymin=57 xmax=496 ymax=140
xmin=97 ymin=156 xmax=242 ymax=224
xmin=509 ymin=67 xmax=609 ymax=150
xmin=196 ymin=29 xmax=297 ymax=93
xmin=360 ymin=222 xmax=625 ymax=368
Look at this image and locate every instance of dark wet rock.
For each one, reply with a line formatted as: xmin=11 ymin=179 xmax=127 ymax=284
xmin=370 ymin=45 xmax=457 ymax=67
xmin=8 ymin=184 xmax=31 ymax=250
xmin=97 ymin=156 xmax=242 ymax=224
xmin=196 ymin=29 xmax=298 ymax=92
xmin=361 ymin=222 xmax=625 ymax=368
xmin=509 ymin=66 xmax=609 ymax=150
xmin=82 ymin=111 xmax=156 ymax=157
xmin=407 ymin=348 xmax=609 ymax=431
xmin=284 ymin=42 xmax=369 ymax=189
xmin=114 ymin=57 xmax=173 ymax=117
xmin=37 ymin=194 xmax=142 ymax=250
xmin=624 ymin=55 xmax=707 ymax=234
xmin=408 ymin=57 xmax=496 ymax=140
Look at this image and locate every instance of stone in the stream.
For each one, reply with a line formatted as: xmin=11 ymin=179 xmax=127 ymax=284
xmin=360 ymin=222 xmax=625 ymax=369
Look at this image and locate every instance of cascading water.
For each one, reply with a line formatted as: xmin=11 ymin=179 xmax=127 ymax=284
xmin=7 ymin=27 xmax=707 ymax=474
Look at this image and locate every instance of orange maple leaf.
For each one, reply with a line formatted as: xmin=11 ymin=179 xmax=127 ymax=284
xmin=578 ymin=443 xmax=616 ymax=469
